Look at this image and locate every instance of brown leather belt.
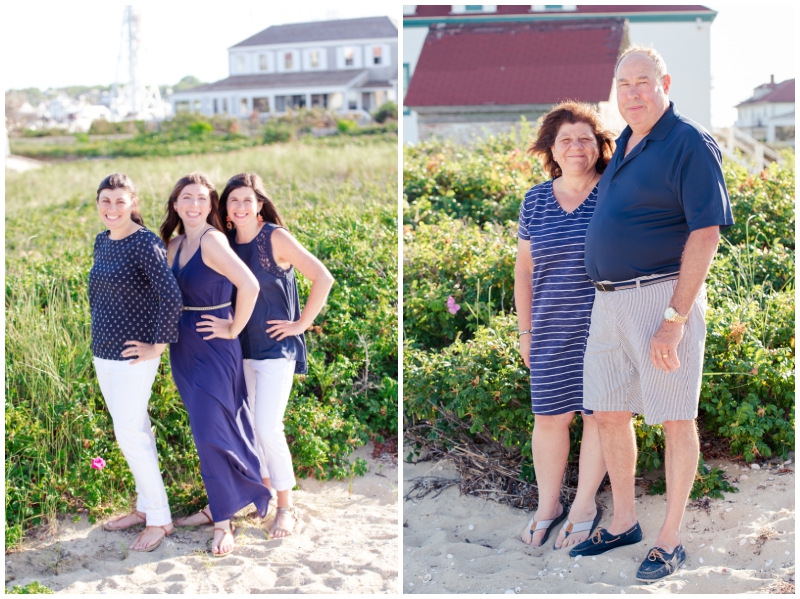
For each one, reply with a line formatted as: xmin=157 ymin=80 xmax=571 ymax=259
xmin=590 ymin=273 xmax=679 ymax=292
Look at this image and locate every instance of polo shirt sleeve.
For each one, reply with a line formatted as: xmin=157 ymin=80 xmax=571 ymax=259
xmin=517 ymin=195 xmax=531 ymax=241
xmin=678 ymin=138 xmax=735 ymax=231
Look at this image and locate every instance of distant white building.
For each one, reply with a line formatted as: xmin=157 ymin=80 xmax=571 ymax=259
xmin=735 ymin=76 xmax=795 ymax=147
xmin=171 ymin=16 xmax=398 ymax=119
xmin=403 ymin=5 xmax=717 ymax=143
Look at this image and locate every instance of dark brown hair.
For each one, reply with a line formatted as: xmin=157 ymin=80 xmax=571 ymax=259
xmin=218 ymin=172 xmax=284 ymax=228
xmin=159 ymin=172 xmax=224 ymax=247
xmin=528 ymin=101 xmax=616 ymax=179
xmin=96 ymin=173 xmax=144 ymax=226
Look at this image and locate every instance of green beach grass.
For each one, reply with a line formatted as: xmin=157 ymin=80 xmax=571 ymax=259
xmin=5 ymin=139 xmax=398 ymax=550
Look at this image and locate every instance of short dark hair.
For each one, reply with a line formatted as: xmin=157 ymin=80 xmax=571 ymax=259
xmin=96 ymin=173 xmax=144 ymax=226
xmin=528 ymin=101 xmax=616 ymax=179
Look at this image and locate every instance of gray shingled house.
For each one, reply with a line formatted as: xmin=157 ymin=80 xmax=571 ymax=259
xmin=170 ymin=16 xmax=397 ymax=119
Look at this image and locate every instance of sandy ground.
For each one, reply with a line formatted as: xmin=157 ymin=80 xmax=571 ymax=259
xmin=4 ymin=447 xmax=398 ymax=594
xmin=403 ymin=453 xmax=794 ymax=594
xmin=5 ymin=155 xmax=47 ymax=172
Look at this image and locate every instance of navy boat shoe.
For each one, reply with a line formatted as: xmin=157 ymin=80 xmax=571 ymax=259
xmin=635 ymin=544 xmax=686 ymax=583
xmin=568 ymin=521 xmax=643 ymax=557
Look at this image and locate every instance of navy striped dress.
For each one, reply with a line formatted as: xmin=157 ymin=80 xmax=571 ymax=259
xmin=517 ymin=179 xmax=597 ymax=415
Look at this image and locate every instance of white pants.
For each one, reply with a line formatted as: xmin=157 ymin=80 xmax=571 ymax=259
xmin=93 ymin=356 xmax=172 ymax=526
xmin=243 ymin=358 xmax=297 ymax=490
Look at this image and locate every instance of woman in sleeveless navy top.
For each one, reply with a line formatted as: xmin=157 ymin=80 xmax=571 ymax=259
xmin=182 ymin=172 xmax=333 ymax=538
xmin=160 ymin=172 xmax=269 ymax=558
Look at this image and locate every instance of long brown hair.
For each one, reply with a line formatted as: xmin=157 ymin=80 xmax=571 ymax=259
xmin=528 ymin=101 xmax=616 ymax=179
xmin=219 ymin=172 xmax=284 ymax=228
xmin=96 ymin=173 xmax=144 ymax=226
xmin=159 ymin=172 xmax=223 ymax=247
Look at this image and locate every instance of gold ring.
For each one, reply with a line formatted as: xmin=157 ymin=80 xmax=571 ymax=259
xmin=661 ymin=353 xmax=669 ymax=358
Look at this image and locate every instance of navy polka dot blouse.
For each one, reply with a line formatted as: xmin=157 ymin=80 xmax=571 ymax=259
xmin=89 ymin=228 xmax=183 ymax=360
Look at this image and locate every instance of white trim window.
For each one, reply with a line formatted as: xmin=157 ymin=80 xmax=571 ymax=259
xmin=531 ymin=5 xmax=577 ymax=12
xmin=451 ymin=5 xmax=497 ymax=13
xmin=338 ymin=46 xmax=362 ymax=69
xmin=258 ymin=53 xmax=270 ymax=72
xmin=364 ymin=44 xmax=391 ymax=68
xmin=234 ymin=55 xmax=247 ymax=74
xmin=277 ymin=49 xmax=300 ymax=72
xmin=304 ymin=48 xmax=326 ymax=70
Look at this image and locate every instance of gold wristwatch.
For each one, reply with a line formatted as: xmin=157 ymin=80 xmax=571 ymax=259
xmin=663 ymin=306 xmax=688 ymax=324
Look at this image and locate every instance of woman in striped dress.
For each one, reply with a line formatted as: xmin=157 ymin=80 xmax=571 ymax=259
xmin=515 ymin=102 xmax=615 ymax=550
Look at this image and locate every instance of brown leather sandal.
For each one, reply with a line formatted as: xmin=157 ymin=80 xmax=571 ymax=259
xmin=130 ymin=525 xmax=172 ymax=552
xmin=102 ymin=510 xmax=146 ymax=532
xmin=212 ymin=525 xmax=235 ymax=558
xmin=175 ymin=507 xmax=213 ymax=527
xmin=270 ymin=507 xmax=298 ymax=538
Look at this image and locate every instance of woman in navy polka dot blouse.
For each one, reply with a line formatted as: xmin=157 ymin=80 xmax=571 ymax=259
xmin=88 ymin=173 xmax=183 ymax=552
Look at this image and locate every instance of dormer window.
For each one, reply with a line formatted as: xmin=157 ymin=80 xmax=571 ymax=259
xmin=258 ymin=54 xmax=268 ymax=71
xmin=310 ymin=49 xmax=320 ymax=68
xmin=531 ymin=5 xmax=577 ymax=12
xmin=344 ymin=47 xmax=355 ymax=67
xmin=235 ymin=55 xmax=246 ymax=74
xmin=284 ymin=52 xmax=293 ymax=70
xmin=373 ymin=46 xmax=382 ymax=65
xmin=451 ymin=5 xmax=497 ymax=13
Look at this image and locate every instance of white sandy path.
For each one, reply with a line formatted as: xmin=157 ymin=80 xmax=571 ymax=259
xmin=5 ymin=447 xmax=399 ymax=594
xmin=403 ymin=454 xmax=794 ymax=594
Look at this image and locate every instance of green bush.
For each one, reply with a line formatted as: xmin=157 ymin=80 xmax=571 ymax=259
xmin=88 ymin=119 xmax=138 ymax=135
xmin=337 ymin=119 xmax=359 ymax=134
xmin=372 ymin=101 xmax=398 ymax=124
xmin=403 ymin=124 xmax=794 ymax=501
xmin=263 ymin=120 xmax=293 ymax=144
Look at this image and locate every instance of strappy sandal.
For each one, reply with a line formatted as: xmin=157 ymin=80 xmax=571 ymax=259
xmin=175 ymin=507 xmax=213 ymax=527
xmin=553 ymin=506 xmax=604 ymax=550
xmin=130 ymin=525 xmax=172 ymax=552
xmin=102 ymin=510 xmax=146 ymax=532
xmin=212 ymin=525 xmax=235 ymax=558
xmin=523 ymin=502 xmax=567 ymax=547
xmin=270 ymin=506 xmax=298 ymax=538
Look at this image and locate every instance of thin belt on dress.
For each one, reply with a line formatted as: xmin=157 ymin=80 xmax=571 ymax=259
xmin=182 ymin=301 xmax=232 ymax=311
xmin=590 ymin=272 xmax=679 ymax=292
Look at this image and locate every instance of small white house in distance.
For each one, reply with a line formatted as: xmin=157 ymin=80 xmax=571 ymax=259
xmin=170 ymin=16 xmax=397 ymax=119
xmin=735 ymin=76 xmax=795 ymax=147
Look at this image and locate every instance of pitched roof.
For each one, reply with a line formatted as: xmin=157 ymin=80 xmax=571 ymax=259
xmin=407 ymin=5 xmax=714 ymax=18
xmin=736 ymin=78 xmax=795 ymax=107
xmin=173 ymin=71 xmax=368 ymax=94
xmin=231 ymin=16 xmax=396 ymax=48
xmin=404 ymin=20 xmax=625 ymax=108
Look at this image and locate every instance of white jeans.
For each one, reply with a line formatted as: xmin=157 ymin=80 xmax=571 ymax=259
xmin=93 ymin=356 xmax=172 ymax=526
xmin=243 ymin=358 xmax=297 ymax=490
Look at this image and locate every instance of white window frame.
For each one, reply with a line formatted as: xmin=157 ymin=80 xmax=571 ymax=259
xmin=234 ymin=54 xmax=247 ymax=74
xmin=531 ymin=5 xmax=577 ymax=12
xmin=304 ymin=48 xmax=326 ymax=70
xmin=451 ymin=5 xmax=497 ymax=13
xmin=338 ymin=45 xmax=362 ymax=69
xmin=277 ymin=49 xmax=300 ymax=73
xmin=364 ymin=44 xmax=391 ymax=69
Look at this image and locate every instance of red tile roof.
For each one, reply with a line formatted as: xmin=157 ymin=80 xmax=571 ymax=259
xmin=737 ymin=79 xmax=795 ymax=106
xmin=408 ymin=5 xmax=713 ymax=18
xmin=404 ymin=20 xmax=625 ymax=108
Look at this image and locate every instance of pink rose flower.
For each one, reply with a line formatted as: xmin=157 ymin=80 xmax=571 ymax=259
xmin=447 ymin=295 xmax=461 ymax=315
xmin=91 ymin=457 xmax=106 ymax=470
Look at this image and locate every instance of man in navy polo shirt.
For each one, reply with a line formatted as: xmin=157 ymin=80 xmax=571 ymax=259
xmin=568 ymin=46 xmax=734 ymax=583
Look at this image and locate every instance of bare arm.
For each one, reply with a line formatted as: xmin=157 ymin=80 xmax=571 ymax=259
xmin=650 ymin=225 xmax=720 ymax=372
xmin=514 ymin=238 xmax=533 ymax=368
xmin=195 ymin=230 xmax=259 ymax=340
xmin=267 ymin=228 xmax=335 ymax=340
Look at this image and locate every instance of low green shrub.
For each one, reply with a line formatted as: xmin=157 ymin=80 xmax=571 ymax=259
xmin=372 ymin=101 xmax=398 ymax=124
xmin=7 ymin=581 xmax=54 ymax=594
xmin=337 ymin=119 xmax=359 ymax=134
xmin=263 ymin=120 xmax=293 ymax=144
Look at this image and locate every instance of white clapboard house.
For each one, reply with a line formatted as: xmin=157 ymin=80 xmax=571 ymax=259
xmin=171 ymin=16 xmax=397 ymax=119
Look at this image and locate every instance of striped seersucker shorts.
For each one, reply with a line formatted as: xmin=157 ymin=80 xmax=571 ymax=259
xmin=582 ymin=279 xmax=707 ymax=424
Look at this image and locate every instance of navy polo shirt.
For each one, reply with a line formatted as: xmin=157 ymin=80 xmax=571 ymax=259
xmin=585 ymin=102 xmax=734 ymax=282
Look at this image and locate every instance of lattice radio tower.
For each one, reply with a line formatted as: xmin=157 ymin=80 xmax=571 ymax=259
xmin=110 ymin=6 xmax=165 ymax=121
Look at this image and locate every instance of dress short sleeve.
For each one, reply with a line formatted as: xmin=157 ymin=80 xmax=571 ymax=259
xmin=518 ymin=195 xmax=531 ymax=241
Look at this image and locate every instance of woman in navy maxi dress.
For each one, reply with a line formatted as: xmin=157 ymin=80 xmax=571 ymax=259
xmin=161 ymin=172 xmax=269 ymax=557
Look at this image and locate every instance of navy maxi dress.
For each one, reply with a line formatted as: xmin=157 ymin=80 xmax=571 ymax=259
xmin=169 ymin=233 xmax=271 ymax=522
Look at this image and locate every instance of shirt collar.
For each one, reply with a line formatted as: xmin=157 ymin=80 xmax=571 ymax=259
xmin=617 ymin=101 xmax=680 ymax=146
